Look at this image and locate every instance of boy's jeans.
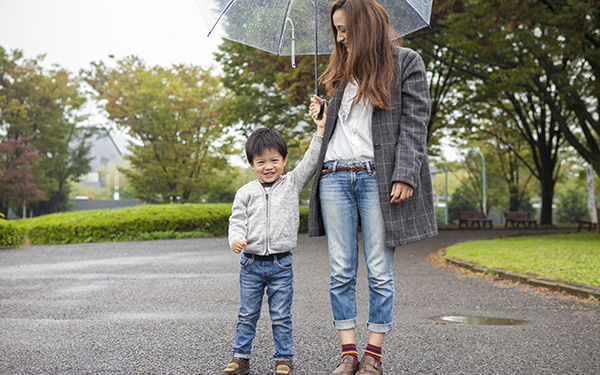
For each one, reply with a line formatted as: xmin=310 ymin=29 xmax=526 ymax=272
xmin=233 ymin=252 xmax=294 ymax=361
xmin=319 ymin=161 xmax=396 ymax=333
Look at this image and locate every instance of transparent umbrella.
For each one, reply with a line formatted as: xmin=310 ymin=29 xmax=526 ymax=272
xmin=193 ymin=0 xmax=432 ymax=97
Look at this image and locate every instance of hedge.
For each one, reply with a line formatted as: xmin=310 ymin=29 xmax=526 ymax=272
xmin=0 ymin=219 xmax=25 ymax=247
xmin=15 ymin=203 xmax=310 ymax=245
xmin=19 ymin=203 xmax=231 ymax=245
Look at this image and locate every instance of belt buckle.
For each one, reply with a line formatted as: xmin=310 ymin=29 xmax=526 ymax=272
xmin=351 ymin=165 xmax=364 ymax=171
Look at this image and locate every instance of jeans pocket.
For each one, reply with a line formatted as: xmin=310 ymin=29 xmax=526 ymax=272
xmin=240 ymin=254 xmax=252 ymax=268
xmin=275 ymin=254 xmax=293 ymax=270
xmin=320 ymin=171 xmax=333 ymax=181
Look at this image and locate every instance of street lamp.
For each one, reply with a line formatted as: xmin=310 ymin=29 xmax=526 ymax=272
xmin=471 ymin=149 xmax=486 ymax=215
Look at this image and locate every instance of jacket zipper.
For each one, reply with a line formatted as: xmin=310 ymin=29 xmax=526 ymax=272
xmin=265 ymin=187 xmax=269 ymax=255
xmin=263 ymin=179 xmax=282 ymax=255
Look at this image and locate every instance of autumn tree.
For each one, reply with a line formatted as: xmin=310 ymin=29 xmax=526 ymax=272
xmin=0 ymin=136 xmax=46 ymax=217
xmin=83 ymin=57 xmax=235 ymax=203
xmin=0 ymin=46 xmax=94 ymax=215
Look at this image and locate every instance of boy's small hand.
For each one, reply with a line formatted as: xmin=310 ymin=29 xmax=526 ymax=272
xmin=232 ymin=237 xmax=248 ymax=254
xmin=309 ymin=96 xmax=327 ymax=135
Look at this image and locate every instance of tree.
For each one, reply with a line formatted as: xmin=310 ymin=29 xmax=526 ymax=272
xmin=0 ymin=46 xmax=94 ymax=215
xmin=0 ymin=136 xmax=46 ymax=217
xmin=407 ymin=31 xmax=471 ymax=155
xmin=418 ymin=0 xmax=593 ymax=224
xmin=215 ymin=40 xmax=327 ymax=143
xmin=531 ymin=0 xmax=600 ymax=181
xmin=84 ymin=57 xmax=235 ymax=203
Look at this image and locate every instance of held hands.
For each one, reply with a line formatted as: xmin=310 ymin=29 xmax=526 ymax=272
xmin=309 ymin=95 xmax=327 ymax=136
xmin=391 ymin=181 xmax=413 ymax=203
xmin=231 ymin=237 xmax=248 ymax=254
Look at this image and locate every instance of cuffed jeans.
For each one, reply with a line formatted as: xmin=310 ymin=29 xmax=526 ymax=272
xmin=233 ymin=253 xmax=294 ymax=361
xmin=320 ymin=161 xmax=395 ymax=333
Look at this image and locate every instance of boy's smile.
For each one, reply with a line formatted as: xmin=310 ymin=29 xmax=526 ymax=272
xmin=250 ymin=148 xmax=288 ymax=184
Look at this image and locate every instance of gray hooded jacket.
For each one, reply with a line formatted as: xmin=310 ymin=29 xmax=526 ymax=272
xmin=228 ymin=135 xmax=323 ymax=255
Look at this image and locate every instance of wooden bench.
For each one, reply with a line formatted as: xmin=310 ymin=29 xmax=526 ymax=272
xmin=577 ymin=208 xmax=599 ymax=232
xmin=505 ymin=211 xmax=537 ymax=228
xmin=459 ymin=211 xmax=493 ymax=228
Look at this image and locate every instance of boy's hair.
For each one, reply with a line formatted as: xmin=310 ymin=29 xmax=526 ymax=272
xmin=245 ymin=127 xmax=288 ymax=165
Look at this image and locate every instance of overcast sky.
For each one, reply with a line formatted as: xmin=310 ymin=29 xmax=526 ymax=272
xmin=0 ymin=0 xmax=222 ymax=72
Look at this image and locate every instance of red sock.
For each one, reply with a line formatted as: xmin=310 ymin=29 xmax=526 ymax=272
xmin=364 ymin=343 xmax=382 ymax=363
xmin=341 ymin=343 xmax=358 ymax=363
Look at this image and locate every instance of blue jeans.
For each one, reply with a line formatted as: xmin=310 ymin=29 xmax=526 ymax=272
xmin=233 ymin=253 xmax=294 ymax=361
xmin=319 ymin=161 xmax=396 ymax=333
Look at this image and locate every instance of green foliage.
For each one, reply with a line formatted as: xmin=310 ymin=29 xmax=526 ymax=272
xmin=0 ymin=219 xmax=25 ymax=247
xmin=0 ymin=46 xmax=95 ymax=215
xmin=424 ymin=0 xmax=600 ymax=224
xmin=19 ymin=204 xmax=233 ymax=245
xmin=83 ymin=57 xmax=234 ymax=203
xmin=14 ymin=203 xmax=311 ymax=245
xmin=555 ymin=187 xmax=589 ymax=224
xmin=215 ymin=40 xmax=327 ymax=142
xmin=447 ymin=185 xmax=478 ymax=224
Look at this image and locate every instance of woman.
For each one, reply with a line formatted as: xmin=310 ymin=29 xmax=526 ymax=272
xmin=307 ymin=0 xmax=437 ymax=374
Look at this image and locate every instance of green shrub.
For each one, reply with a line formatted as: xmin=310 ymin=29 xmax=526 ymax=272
xmin=15 ymin=202 xmax=312 ymax=245
xmin=20 ymin=203 xmax=233 ymax=245
xmin=0 ymin=219 xmax=25 ymax=247
xmin=555 ymin=187 xmax=589 ymax=224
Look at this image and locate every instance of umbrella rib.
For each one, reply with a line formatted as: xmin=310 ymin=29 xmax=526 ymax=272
xmin=208 ymin=0 xmax=239 ymax=36
xmin=406 ymin=2 xmax=431 ymax=30
xmin=276 ymin=0 xmax=296 ymax=56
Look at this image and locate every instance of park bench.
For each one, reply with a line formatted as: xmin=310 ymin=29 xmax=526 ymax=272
xmin=458 ymin=211 xmax=493 ymax=228
xmin=577 ymin=208 xmax=599 ymax=232
xmin=504 ymin=211 xmax=537 ymax=228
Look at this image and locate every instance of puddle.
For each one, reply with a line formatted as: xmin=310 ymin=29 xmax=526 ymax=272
xmin=433 ymin=316 xmax=527 ymax=326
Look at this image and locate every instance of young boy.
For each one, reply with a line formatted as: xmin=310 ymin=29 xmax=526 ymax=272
xmin=222 ymin=105 xmax=325 ymax=375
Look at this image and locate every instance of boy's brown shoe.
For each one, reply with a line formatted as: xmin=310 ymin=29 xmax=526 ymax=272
xmin=275 ymin=358 xmax=294 ymax=375
xmin=355 ymin=356 xmax=382 ymax=375
xmin=221 ymin=358 xmax=250 ymax=375
xmin=331 ymin=354 xmax=359 ymax=375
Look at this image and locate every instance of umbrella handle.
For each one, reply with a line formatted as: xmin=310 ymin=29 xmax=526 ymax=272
xmin=317 ymin=100 xmax=325 ymax=120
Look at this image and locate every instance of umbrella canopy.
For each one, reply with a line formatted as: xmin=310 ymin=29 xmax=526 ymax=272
xmin=193 ymin=0 xmax=432 ymax=57
xmin=194 ymin=0 xmax=431 ymax=108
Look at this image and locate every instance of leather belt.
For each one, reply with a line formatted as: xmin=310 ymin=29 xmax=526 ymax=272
xmin=320 ymin=165 xmax=375 ymax=177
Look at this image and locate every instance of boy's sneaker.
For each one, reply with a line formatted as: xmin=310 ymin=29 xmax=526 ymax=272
xmin=221 ymin=358 xmax=250 ymax=375
xmin=275 ymin=358 xmax=294 ymax=374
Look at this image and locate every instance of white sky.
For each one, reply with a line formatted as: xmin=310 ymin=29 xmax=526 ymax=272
xmin=0 ymin=0 xmax=222 ymax=72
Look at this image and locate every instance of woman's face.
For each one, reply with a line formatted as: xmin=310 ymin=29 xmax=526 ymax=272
xmin=333 ymin=9 xmax=349 ymax=52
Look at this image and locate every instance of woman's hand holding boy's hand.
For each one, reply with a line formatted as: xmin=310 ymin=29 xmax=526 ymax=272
xmin=309 ymin=96 xmax=327 ymax=136
xmin=232 ymin=237 xmax=248 ymax=254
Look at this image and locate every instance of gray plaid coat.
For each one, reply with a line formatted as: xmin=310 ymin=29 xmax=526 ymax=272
xmin=308 ymin=47 xmax=438 ymax=247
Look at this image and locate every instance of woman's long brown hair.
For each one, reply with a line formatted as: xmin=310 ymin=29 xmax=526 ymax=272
xmin=320 ymin=0 xmax=399 ymax=109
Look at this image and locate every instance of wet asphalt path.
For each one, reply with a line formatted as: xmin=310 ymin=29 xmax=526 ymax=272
xmin=0 ymin=229 xmax=598 ymax=374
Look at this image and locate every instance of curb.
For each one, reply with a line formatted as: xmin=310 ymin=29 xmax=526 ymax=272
xmin=445 ymin=256 xmax=600 ymax=300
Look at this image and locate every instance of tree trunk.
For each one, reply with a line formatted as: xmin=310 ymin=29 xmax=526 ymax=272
xmin=538 ymin=169 xmax=556 ymax=225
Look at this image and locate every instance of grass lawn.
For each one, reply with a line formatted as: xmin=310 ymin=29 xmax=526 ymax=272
xmin=443 ymin=232 xmax=600 ymax=288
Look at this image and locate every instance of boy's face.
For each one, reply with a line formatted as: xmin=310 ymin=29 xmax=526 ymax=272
xmin=250 ymin=148 xmax=288 ymax=184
